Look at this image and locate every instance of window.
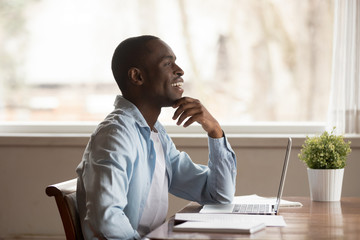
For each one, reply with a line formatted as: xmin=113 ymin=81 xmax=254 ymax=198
xmin=0 ymin=0 xmax=334 ymax=126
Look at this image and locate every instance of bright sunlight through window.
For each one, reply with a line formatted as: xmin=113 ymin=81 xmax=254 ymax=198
xmin=0 ymin=0 xmax=334 ymax=125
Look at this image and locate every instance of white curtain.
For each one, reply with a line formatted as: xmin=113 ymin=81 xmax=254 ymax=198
xmin=328 ymin=0 xmax=360 ymax=134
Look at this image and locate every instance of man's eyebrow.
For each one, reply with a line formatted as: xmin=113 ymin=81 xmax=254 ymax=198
xmin=160 ymin=55 xmax=176 ymax=61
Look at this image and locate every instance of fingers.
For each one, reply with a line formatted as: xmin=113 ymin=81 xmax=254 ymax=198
xmin=172 ymin=98 xmax=201 ymax=126
xmin=172 ymin=98 xmax=200 ymax=125
xmin=172 ymin=97 xmax=223 ymax=138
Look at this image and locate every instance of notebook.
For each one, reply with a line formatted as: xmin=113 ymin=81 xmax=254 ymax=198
xmin=201 ymin=137 xmax=292 ymax=215
xmin=173 ymin=221 xmax=266 ymax=234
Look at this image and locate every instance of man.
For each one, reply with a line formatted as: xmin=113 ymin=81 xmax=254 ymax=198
xmin=76 ymin=35 xmax=237 ymax=239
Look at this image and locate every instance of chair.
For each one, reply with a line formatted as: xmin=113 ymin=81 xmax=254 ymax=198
xmin=46 ymin=178 xmax=84 ymax=240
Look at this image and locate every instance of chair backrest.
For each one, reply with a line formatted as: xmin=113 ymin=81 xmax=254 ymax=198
xmin=46 ymin=178 xmax=84 ymax=240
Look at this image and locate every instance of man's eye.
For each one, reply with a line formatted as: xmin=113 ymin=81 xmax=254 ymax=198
xmin=164 ymin=62 xmax=172 ymax=66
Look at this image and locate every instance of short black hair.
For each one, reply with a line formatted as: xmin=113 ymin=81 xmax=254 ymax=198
xmin=111 ymin=35 xmax=159 ymax=92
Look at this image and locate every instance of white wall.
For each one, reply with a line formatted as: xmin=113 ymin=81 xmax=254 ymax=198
xmin=0 ymin=135 xmax=359 ymax=238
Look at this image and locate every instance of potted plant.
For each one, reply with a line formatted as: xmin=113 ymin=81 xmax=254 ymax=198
xmin=298 ymin=128 xmax=351 ymax=201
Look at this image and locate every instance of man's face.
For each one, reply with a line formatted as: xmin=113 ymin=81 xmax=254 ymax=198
xmin=140 ymin=39 xmax=184 ymax=107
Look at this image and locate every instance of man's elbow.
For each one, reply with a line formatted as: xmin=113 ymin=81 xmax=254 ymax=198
xmin=88 ymin=218 xmax=139 ymax=240
xmin=214 ymin=191 xmax=234 ymax=204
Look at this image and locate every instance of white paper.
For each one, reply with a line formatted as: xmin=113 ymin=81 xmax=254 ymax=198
xmin=232 ymin=194 xmax=303 ymax=207
xmin=175 ymin=213 xmax=287 ymax=227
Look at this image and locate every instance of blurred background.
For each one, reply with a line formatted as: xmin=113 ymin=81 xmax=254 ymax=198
xmin=0 ymin=0 xmax=334 ymax=124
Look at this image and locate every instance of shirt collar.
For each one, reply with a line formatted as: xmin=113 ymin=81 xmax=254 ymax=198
xmin=114 ymin=95 xmax=164 ymax=132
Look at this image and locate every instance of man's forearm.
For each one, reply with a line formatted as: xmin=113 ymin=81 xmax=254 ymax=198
xmin=207 ymin=134 xmax=237 ymax=203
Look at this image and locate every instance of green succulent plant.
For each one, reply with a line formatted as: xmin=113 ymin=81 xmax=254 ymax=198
xmin=298 ymin=128 xmax=351 ymax=169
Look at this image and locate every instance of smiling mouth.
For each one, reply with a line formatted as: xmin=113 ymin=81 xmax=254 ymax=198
xmin=171 ymin=82 xmax=183 ymax=88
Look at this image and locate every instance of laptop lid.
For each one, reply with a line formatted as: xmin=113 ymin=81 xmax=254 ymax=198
xmin=274 ymin=137 xmax=292 ymax=214
xmin=200 ymin=137 xmax=292 ymax=215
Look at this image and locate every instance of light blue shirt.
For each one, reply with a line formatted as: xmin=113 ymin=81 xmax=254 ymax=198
xmin=76 ymin=95 xmax=237 ymax=240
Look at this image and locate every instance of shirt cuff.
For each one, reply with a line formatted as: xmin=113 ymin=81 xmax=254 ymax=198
xmin=208 ymin=132 xmax=234 ymax=158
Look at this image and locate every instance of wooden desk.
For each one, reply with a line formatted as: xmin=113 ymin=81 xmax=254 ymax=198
xmin=146 ymin=197 xmax=360 ymax=239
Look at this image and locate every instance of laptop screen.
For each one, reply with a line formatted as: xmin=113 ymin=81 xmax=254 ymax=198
xmin=274 ymin=137 xmax=292 ymax=214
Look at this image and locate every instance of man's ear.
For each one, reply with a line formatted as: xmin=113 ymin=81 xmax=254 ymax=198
xmin=128 ymin=67 xmax=144 ymax=86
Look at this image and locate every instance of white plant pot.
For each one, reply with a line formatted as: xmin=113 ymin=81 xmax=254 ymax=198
xmin=307 ymin=168 xmax=344 ymax=202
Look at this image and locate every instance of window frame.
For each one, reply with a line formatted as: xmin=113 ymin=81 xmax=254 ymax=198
xmin=0 ymin=121 xmax=327 ymax=136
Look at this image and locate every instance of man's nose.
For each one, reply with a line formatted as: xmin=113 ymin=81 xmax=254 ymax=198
xmin=174 ymin=64 xmax=184 ymax=76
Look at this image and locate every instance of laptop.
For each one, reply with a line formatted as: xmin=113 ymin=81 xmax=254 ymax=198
xmin=201 ymin=137 xmax=292 ymax=215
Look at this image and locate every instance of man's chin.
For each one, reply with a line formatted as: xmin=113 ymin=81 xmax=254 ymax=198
xmin=162 ymin=96 xmax=183 ymax=108
xmin=173 ymin=94 xmax=184 ymax=103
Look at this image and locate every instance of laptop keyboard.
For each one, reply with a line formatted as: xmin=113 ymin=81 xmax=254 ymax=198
xmin=232 ymin=204 xmax=271 ymax=214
